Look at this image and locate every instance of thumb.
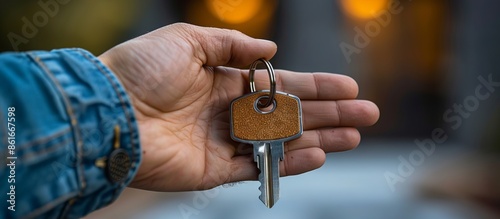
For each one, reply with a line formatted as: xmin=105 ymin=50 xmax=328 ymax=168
xmin=168 ymin=23 xmax=277 ymax=67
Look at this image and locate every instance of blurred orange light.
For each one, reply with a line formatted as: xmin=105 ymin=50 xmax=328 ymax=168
xmin=339 ymin=0 xmax=389 ymax=19
xmin=204 ymin=0 xmax=263 ymax=24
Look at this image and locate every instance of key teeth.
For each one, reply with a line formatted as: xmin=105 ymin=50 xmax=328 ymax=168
xmin=257 ymin=172 xmax=268 ymax=207
xmin=258 ymin=172 xmax=276 ymax=208
xmin=254 ymin=142 xmax=282 ymax=208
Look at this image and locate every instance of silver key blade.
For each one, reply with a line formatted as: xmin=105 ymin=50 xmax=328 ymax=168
xmin=253 ymin=141 xmax=284 ymax=208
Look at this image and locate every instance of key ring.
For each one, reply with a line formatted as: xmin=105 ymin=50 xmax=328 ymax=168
xmin=249 ymin=58 xmax=276 ymax=108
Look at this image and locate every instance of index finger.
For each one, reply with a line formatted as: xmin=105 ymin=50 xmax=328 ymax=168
xmin=243 ymin=70 xmax=359 ymax=100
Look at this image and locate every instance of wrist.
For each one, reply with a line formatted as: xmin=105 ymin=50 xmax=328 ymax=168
xmin=98 ymin=54 xmax=125 ymax=88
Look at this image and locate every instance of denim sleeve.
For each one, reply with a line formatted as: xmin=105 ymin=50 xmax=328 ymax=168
xmin=0 ymin=48 xmax=142 ymax=219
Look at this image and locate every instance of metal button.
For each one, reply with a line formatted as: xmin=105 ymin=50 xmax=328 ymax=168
xmin=106 ymin=148 xmax=131 ymax=183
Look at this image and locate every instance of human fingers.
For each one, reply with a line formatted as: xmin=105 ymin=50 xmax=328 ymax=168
xmin=229 ymin=148 xmax=326 ymax=182
xmin=302 ymin=100 xmax=380 ymax=129
xmin=281 ymin=147 xmax=326 ymax=177
xmin=232 ymin=128 xmax=360 ymax=158
xmin=167 ymin=23 xmax=277 ymax=67
xmin=243 ymin=70 xmax=359 ymax=100
xmin=285 ymin=127 xmax=361 ymax=153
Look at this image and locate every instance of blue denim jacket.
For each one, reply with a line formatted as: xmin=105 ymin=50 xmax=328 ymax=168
xmin=0 ymin=49 xmax=141 ymax=219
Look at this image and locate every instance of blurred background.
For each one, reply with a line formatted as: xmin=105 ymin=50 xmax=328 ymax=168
xmin=1 ymin=0 xmax=499 ymax=218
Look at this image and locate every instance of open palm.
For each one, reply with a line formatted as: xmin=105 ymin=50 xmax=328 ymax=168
xmin=98 ymin=23 xmax=379 ymax=192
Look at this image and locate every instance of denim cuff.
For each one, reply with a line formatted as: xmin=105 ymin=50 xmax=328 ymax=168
xmin=0 ymin=48 xmax=141 ymax=218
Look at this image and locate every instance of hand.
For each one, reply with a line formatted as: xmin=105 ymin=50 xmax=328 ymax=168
xmin=98 ymin=23 xmax=379 ymax=192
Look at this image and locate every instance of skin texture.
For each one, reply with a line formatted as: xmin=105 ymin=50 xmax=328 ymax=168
xmin=98 ymin=23 xmax=380 ymax=192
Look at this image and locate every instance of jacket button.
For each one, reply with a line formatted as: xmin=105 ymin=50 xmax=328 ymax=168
xmin=106 ymin=148 xmax=131 ymax=183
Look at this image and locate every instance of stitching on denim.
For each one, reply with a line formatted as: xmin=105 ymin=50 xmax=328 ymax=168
xmin=20 ymin=137 xmax=72 ymax=161
xmin=28 ymin=52 xmax=86 ymax=194
xmin=23 ymin=191 xmax=79 ymax=219
xmin=57 ymin=198 xmax=76 ymax=219
xmin=17 ymin=127 xmax=71 ymax=151
xmin=78 ymin=50 xmax=137 ymax=159
xmin=78 ymin=49 xmax=141 ymax=198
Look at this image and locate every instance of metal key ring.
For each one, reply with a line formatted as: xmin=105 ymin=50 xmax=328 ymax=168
xmin=249 ymin=58 xmax=276 ymax=108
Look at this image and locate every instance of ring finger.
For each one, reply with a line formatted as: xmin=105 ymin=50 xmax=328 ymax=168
xmin=285 ymin=127 xmax=361 ymax=153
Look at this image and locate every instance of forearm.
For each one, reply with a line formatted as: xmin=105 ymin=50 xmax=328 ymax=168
xmin=0 ymin=49 xmax=141 ymax=218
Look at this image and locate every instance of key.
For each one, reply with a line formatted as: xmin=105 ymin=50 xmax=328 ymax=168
xmin=230 ymin=90 xmax=303 ymax=208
